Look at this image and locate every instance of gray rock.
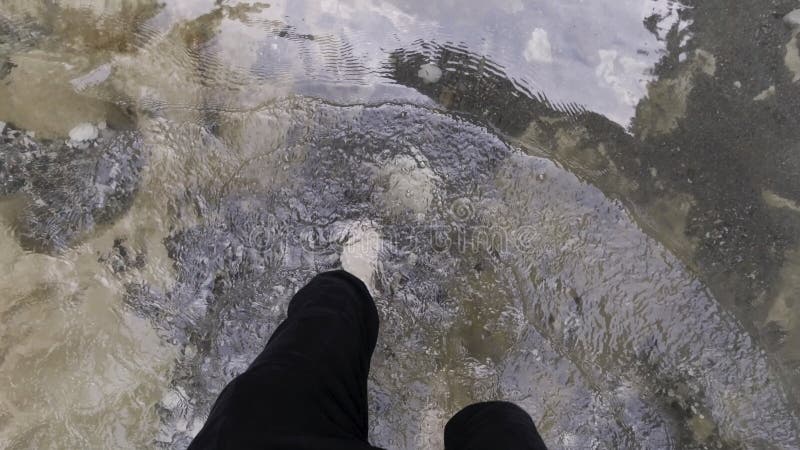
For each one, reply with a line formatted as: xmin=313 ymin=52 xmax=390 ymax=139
xmin=784 ymin=9 xmax=800 ymax=29
xmin=0 ymin=123 xmax=145 ymax=252
xmin=0 ymin=59 xmax=13 ymax=79
xmin=70 ymin=64 xmax=113 ymax=91
xmin=0 ymin=14 xmax=43 ymax=80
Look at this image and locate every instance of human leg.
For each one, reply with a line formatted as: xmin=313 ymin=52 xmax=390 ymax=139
xmin=444 ymin=401 xmax=547 ymax=450
xmin=188 ymin=270 xmax=381 ymax=450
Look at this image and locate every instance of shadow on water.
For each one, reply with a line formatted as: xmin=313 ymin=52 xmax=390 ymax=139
xmin=1 ymin=0 xmax=800 ymax=449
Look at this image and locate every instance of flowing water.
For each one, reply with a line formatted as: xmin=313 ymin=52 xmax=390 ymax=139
xmin=1 ymin=0 xmax=800 ymax=448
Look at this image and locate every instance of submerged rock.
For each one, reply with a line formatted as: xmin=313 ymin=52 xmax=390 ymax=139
xmin=786 ymin=32 xmax=800 ymax=83
xmin=0 ymin=50 xmax=134 ymax=138
xmin=1 ymin=0 xmax=162 ymax=53
xmin=0 ymin=124 xmax=145 ymax=252
xmin=68 ymin=122 xmax=100 ymax=142
xmin=784 ymin=9 xmax=800 ymax=29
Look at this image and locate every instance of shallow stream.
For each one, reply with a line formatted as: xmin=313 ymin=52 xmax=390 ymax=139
xmin=1 ymin=0 xmax=800 ymax=448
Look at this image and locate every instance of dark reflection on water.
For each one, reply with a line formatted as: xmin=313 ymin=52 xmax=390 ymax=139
xmin=384 ymin=40 xmax=588 ymax=135
xmin=1 ymin=0 xmax=800 ymax=448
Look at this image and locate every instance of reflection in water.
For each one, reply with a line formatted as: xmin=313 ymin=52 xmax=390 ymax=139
xmin=1 ymin=0 xmax=800 ymax=448
xmin=384 ymin=40 xmax=588 ymax=136
xmin=385 ymin=15 xmax=800 ymax=413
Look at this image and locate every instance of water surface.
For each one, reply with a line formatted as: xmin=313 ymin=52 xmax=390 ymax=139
xmin=1 ymin=0 xmax=800 ymax=448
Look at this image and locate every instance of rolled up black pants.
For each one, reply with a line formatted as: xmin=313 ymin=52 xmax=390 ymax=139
xmin=188 ymin=270 xmax=547 ymax=450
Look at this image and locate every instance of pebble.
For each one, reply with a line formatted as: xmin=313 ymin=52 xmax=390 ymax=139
xmin=753 ymin=85 xmax=776 ymax=101
xmin=69 ymin=63 xmax=112 ymax=91
xmin=417 ymin=63 xmax=443 ymax=84
xmin=784 ymin=9 xmax=800 ymax=29
xmin=68 ymin=122 xmax=99 ymax=142
xmin=161 ymin=389 xmax=182 ymax=410
xmin=0 ymin=121 xmax=5 ymax=132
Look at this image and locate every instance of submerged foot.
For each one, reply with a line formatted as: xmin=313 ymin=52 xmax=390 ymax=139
xmin=340 ymin=220 xmax=382 ymax=295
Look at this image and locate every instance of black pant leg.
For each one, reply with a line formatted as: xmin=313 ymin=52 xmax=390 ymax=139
xmin=444 ymin=401 xmax=548 ymax=450
xmin=188 ymin=270 xmax=381 ymax=450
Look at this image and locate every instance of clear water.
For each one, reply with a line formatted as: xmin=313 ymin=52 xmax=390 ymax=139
xmin=1 ymin=0 xmax=799 ymax=448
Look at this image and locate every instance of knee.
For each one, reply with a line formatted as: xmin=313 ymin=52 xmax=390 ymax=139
xmin=289 ymin=270 xmax=379 ymax=343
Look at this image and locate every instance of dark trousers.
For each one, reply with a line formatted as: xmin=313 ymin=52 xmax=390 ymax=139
xmin=188 ymin=270 xmax=547 ymax=450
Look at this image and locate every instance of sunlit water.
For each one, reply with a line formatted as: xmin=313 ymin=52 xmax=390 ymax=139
xmin=1 ymin=0 xmax=800 ymax=448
